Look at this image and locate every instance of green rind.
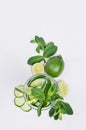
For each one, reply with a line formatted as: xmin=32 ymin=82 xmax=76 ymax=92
xmin=14 ymin=97 xmax=25 ymax=107
xmin=15 ymin=85 xmax=25 ymax=94
xmin=21 ymin=102 xmax=32 ymax=112
xmin=14 ymin=88 xmax=24 ymax=97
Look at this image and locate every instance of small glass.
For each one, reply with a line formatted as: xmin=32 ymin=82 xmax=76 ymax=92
xmin=24 ymin=73 xmax=58 ymax=110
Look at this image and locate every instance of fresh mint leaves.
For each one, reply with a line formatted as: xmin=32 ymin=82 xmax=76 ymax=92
xmin=31 ymin=88 xmax=45 ymax=101
xmin=49 ymin=100 xmax=73 ymax=120
xmin=28 ymin=75 xmax=73 ymax=119
xmin=27 ymin=35 xmax=58 ymax=65
xmin=43 ymin=45 xmax=57 ymax=58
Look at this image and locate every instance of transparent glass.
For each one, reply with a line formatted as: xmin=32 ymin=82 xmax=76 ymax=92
xmin=24 ymin=73 xmax=58 ymax=110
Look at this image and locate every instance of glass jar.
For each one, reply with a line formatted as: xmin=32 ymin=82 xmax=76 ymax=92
xmin=24 ymin=73 xmax=58 ymax=110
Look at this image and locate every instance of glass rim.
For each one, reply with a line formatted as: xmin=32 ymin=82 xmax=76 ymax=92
xmin=24 ymin=73 xmax=57 ymax=87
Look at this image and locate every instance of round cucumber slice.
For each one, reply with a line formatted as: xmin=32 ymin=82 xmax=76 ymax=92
xmin=14 ymin=97 xmax=25 ymax=107
xmin=15 ymin=85 xmax=32 ymax=95
xmin=15 ymin=85 xmax=25 ymax=94
xmin=21 ymin=102 xmax=32 ymax=112
xmin=14 ymin=88 xmax=23 ymax=97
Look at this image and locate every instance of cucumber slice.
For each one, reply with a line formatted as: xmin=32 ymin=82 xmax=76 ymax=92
xmin=24 ymin=87 xmax=32 ymax=95
xmin=14 ymin=97 xmax=25 ymax=107
xmin=15 ymin=85 xmax=32 ymax=95
xmin=15 ymin=85 xmax=25 ymax=94
xmin=21 ymin=102 xmax=32 ymax=112
xmin=14 ymin=88 xmax=23 ymax=97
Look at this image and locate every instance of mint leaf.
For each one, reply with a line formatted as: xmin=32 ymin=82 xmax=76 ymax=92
xmin=54 ymin=101 xmax=73 ymax=115
xmin=46 ymin=42 xmax=54 ymax=48
xmin=27 ymin=55 xmax=44 ymax=65
xmin=48 ymin=84 xmax=57 ymax=96
xmin=35 ymin=36 xmax=41 ymax=43
xmin=54 ymin=113 xmax=59 ymax=120
xmin=49 ymin=107 xmax=56 ymax=117
xmin=44 ymin=45 xmax=57 ymax=58
xmin=43 ymin=78 xmax=51 ymax=96
xmin=58 ymin=101 xmax=73 ymax=115
xmin=36 ymin=46 xmax=40 ymax=53
xmin=30 ymin=40 xmax=36 ymax=43
xmin=51 ymin=93 xmax=64 ymax=101
xmin=40 ymin=37 xmax=46 ymax=48
xmin=35 ymin=36 xmax=46 ymax=50
xmin=31 ymin=88 xmax=45 ymax=101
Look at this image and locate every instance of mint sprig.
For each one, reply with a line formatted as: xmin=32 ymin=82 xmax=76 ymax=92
xmin=27 ymin=35 xmax=58 ymax=65
xmin=29 ymin=77 xmax=73 ymax=119
xmin=49 ymin=101 xmax=73 ymax=120
xmin=31 ymin=88 xmax=45 ymax=101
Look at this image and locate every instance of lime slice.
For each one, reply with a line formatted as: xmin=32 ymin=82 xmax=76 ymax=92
xmin=58 ymin=81 xmax=69 ymax=97
xmin=32 ymin=63 xmax=44 ymax=74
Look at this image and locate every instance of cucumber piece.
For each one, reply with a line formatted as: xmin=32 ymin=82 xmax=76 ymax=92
xmin=14 ymin=97 xmax=25 ymax=107
xmin=21 ymin=102 xmax=32 ymax=112
xmin=15 ymin=85 xmax=25 ymax=94
xmin=24 ymin=87 xmax=32 ymax=95
xmin=15 ymin=85 xmax=31 ymax=95
xmin=14 ymin=88 xmax=23 ymax=97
